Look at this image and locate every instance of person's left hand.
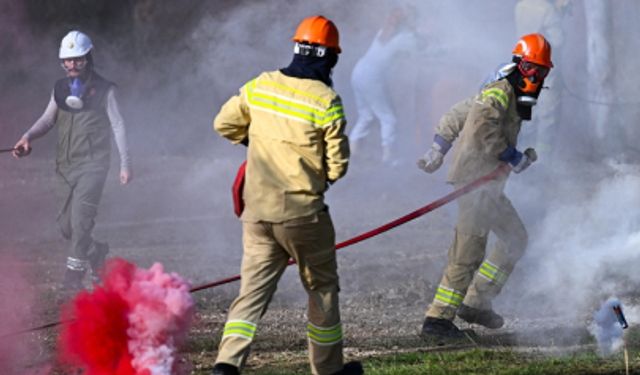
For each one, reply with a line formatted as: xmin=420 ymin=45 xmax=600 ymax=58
xmin=417 ymin=148 xmax=444 ymax=173
xmin=120 ymin=169 xmax=132 ymax=185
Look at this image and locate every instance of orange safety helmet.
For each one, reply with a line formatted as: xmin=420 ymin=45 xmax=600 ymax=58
xmin=512 ymin=33 xmax=553 ymax=94
xmin=512 ymin=33 xmax=553 ymax=68
xmin=292 ymin=15 xmax=341 ymax=53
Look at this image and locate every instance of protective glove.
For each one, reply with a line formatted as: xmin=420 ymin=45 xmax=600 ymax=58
xmin=417 ymin=148 xmax=444 ymax=173
xmin=417 ymin=134 xmax=451 ymax=173
xmin=511 ymin=147 xmax=537 ymax=173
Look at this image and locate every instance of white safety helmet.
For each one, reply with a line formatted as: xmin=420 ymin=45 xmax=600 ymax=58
xmin=59 ymin=31 xmax=93 ymax=59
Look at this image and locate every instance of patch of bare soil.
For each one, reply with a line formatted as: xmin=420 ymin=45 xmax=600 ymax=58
xmin=0 ymin=155 xmax=612 ymax=373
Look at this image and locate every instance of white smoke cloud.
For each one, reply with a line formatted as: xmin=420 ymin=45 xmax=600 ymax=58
xmin=126 ymin=262 xmax=194 ymax=375
xmin=589 ymin=298 xmax=626 ymax=356
xmin=500 ymin=161 xmax=640 ymax=343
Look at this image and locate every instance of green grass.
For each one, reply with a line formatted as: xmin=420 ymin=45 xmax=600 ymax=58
xmin=231 ymin=348 xmax=637 ymax=375
xmin=362 ymin=349 xmax=632 ymax=375
xmin=185 ymin=323 xmax=640 ymax=374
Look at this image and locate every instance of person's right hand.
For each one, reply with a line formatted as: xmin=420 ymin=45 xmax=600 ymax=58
xmin=12 ymin=137 xmax=32 ymax=158
xmin=120 ymin=169 xmax=132 ymax=185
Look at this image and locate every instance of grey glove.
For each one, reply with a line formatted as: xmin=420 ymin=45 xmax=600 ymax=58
xmin=512 ymin=147 xmax=537 ymax=173
xmin=417 ymin=135 xmax=451 ymax=173
xmin=417 ymin=147 xmax=444 ymax=173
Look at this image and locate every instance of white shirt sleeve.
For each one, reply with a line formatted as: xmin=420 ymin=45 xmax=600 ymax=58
xmin=106 ymin=87 xmax=131 ymax=172
xmin=23 ymin=93 xmax=57 ymax=141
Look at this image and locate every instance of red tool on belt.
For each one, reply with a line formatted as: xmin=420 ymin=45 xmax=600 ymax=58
xmin=232 ymin=161 xmax=247 ymax=217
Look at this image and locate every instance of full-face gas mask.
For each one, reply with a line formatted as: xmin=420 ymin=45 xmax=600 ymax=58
xmin=509 ymin=33 xmax=553 ymax=113
xmin=513 ymin=58 xmax=550 ymax=108
xmin=505 ymin=65 xmax=546 ymax=120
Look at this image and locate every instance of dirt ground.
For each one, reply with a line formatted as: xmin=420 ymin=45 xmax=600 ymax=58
xmin=0 ymin=152 xmax=620 ymax=373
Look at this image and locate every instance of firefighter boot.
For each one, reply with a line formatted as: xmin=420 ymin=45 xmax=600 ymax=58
xmin=421 ymin=317 xmax=467 ymax=339
xmin=331 ymin=361 xmax=364 ymax=375
xmin=62 ymin=268 xmax=86 ymax=292
xmin=211 ymin=363 xmax=239 ymax=375
xmin=88 ymin=241 xmax=109 ymax=284
xmin=457 ymin=304 xmax=504 ymax=329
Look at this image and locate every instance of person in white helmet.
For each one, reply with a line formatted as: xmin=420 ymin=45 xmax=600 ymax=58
xmin=12 ymin=30 xmax=132 ymax=291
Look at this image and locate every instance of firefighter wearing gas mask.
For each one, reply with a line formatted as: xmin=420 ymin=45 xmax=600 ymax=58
xmin=12 ymin=30 xmax=132 ymax=291
xmin=417 ymin=34 xmax=553 ymax=339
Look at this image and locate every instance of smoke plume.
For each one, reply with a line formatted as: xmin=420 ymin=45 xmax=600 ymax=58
xmin=59 ymin=258 xmax=194 ymax=375
xmin=0 ymin=255 xmax=39 ymax=375
xmin=589 ymin=298 xmax=626 ymax=356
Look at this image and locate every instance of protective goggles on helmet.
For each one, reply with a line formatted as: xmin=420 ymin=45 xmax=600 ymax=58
xmin=294 ymin=42 xmax=328 ymax=57
xmin=517 ymin=60 xmax=550 ymax=82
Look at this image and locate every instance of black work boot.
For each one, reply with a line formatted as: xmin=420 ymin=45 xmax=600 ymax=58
xmin=457 ymin=304 xmax=504 ymax=329
xmin=331 ymin=361 xmax=364 ymax=375
xmin=421 ymin=317 xmax=467 ymax=339
xmin=89 ymin=241 xmax=109 ymax=284
xmin=62 ymin=268 xmax=86 ymax=292
xmin=211 ymin=363 xmax=239 ymax=375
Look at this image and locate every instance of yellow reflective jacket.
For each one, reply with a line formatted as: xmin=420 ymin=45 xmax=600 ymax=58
xmin=214 ymin=70 xmax=349 ymax=222
xmin=448 ymin=79 xmax=522 ymax=185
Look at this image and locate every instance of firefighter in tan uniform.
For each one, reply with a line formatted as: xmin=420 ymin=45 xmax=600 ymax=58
xmin=417 ymin=34 xmax=554 ymax=338
xmin=211 ymin=16 xmax=363 ymax=375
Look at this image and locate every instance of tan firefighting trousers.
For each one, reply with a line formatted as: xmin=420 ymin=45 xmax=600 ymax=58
xmin=215 ymin=210 xmax=343 ymax=375
xmin=426 ymin=181 xmax=528 ymax=320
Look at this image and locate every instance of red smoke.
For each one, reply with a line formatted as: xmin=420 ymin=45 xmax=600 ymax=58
xmin=0 ymin=255 xmax=39 ymax=375
xmin=59 ymin=258 xmax=194 ymax=375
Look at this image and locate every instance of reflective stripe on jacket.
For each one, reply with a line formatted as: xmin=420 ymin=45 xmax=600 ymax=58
xmin=214 ymin=70 xmax=349 ymax=222
xmin=448 ymin=79 xmax=522 ymax=185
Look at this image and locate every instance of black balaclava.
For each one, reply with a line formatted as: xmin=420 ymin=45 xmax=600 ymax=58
xmin=506 ymin=68 xmax=544 ymax=121
xmin=280 ymin=50 xmax=338 ymax=87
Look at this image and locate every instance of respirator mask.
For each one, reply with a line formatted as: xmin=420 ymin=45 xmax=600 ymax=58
xmin=515 ymin=59 xmax=549 ymax=107
xmin=61 ymin=56 xmax=89 ymax=109
xmin=66 ymin=78 xmax=86 ymax=110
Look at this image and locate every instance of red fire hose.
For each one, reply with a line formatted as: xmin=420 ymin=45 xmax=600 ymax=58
xmin=5 ymin=164 xmax=510 ymax=336
xmin=192 ymin=163 xmax=509 ymax=291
